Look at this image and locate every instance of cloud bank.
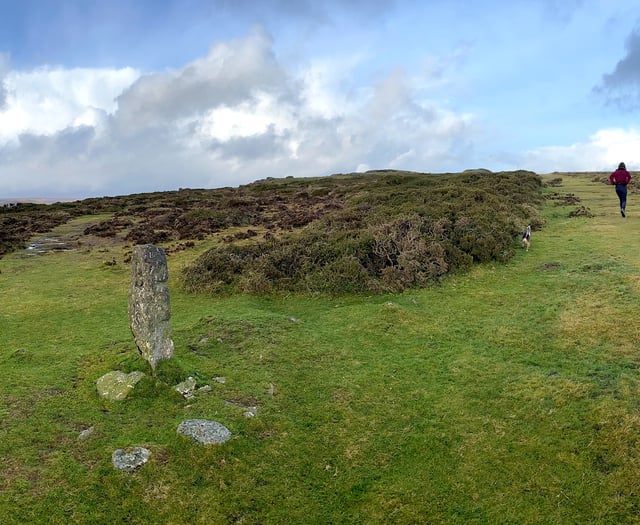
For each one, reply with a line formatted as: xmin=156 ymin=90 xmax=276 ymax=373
xmin=3 ymin=5 xmax=639 ymax=200
xmin=520 ymin=128 xmax=640 ymax=173
xmin=0 ymin=26 xmax=476 ymax=198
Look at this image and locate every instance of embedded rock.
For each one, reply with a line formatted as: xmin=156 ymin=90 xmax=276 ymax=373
xmin=112 ymin=447 xmax=151 ymax=472
xmin=175 ymin=376 xmax=197 ymax=398
xmin=96 ymin=371 xmax=145 ymax=401
xmin=78 ymin=426 xmax=95 ymax=440
xmin=129 ymin=244 xmax=174 ymax=370
xmin=177 ymin=419 xmax=231 ymax=445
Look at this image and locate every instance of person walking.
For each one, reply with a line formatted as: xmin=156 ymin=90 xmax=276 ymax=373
xmin=609 ymin=162 xmax=632 ymax=217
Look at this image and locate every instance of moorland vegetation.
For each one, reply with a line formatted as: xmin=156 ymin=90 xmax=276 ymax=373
xmin=4 ymin=170 xmax=640 ymax=523
xmin=1 ymin=169 xmax=543 ymax=294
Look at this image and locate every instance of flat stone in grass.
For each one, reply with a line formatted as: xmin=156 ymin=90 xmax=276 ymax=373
xmin=175 ymin=376 xmax=197 ymax=398
xmin=177 ymin=419 xmax=231 ymax=445
xmin=96 ymin=370 xmax=145 ymax=401
xmin=78 ymin=426 xmax=95 ymax=440
xmin=112 ymin=447 xmax=151 ymax=472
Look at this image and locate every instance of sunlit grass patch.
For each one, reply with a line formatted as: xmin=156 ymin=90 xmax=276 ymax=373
xmin=557 ymin=290 xmax=636 ymax=357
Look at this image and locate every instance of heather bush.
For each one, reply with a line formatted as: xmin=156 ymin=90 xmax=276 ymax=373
xmin=182 ymin=170 xmax=543 ymax=295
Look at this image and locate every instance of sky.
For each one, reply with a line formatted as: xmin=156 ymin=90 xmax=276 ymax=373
xmin=1 ymin=0 xmax=640 ymax=198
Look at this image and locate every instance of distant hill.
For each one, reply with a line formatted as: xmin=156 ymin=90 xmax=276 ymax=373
xmin=0 ymin=169 xmax=545 ymax=294
xmin=0 ymin=198 xmax=77 ymax=205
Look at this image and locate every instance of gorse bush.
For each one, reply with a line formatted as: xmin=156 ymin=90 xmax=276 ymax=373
xmin=183 ymin=170 xmax=544 ymax=295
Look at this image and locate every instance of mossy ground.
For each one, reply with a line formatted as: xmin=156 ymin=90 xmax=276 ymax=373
xmin=1 ymin=173 xmax=640 ymax=523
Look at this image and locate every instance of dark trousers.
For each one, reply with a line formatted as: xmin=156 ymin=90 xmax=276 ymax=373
xmin=616 ymin=184 xmax=628 ymax=210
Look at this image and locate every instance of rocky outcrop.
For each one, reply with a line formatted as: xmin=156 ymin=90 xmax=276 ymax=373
xmin=128 ymin=244 xmax=174 ymax=370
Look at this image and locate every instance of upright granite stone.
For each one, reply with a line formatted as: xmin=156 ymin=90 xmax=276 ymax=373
xmin=129 ymin=244 xmax=174 ymax=370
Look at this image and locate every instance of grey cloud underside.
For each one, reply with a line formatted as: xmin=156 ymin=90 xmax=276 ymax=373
xmin=206 ymin=127 xmax=290 ymax=160
xmin=597 ymin=25 xmax=640 ymax=109
xmin=114 ymin=28 xmax=292 ymax=129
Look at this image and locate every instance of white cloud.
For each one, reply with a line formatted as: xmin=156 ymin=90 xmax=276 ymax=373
xmin=72 ymin=107 xmax=108 ymax=130
xmin=521 ymin=128 xmax=640 ymax=172
xmin=0 ymin=27 xmax=479 ymax=197
xmin=113 ymin=26 xmax=286 ymax=133
xmin=0 ymin=66 xmax=139 ymax=144
xmin=297 ymin=54 xmax=365 ymax=119
xmin=198 ymin=92 xmax=296 ymax=142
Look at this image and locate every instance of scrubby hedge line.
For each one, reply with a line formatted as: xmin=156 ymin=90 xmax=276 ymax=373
xmin=182 ymin=170 xmax=544 ymax=295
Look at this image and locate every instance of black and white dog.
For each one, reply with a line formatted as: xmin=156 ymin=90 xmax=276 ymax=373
xmin=521 ymin=225 xmax=531 ymax=252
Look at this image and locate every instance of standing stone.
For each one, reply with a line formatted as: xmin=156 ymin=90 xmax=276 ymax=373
xmin=129 ymin=244 xmax=174 ymax=370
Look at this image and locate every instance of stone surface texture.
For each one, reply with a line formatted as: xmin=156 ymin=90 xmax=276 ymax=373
xmin=96 ymin=371 xmax=145 ymax=401
xmin=175 ymin=376 xmax=197 ymax=398
xmin=112 ymin=447 xmax=151 ymax=472
xmin=177 ymin=419 xmax=232 ymax=445
xmin=129 ymin=244 xmax=174 ymax=370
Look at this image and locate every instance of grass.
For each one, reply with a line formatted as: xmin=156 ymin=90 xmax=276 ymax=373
xmin=2 ymin=173 xmax=640 ymax=523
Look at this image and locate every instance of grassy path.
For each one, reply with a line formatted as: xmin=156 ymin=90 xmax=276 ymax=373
xmin=1 ymin=174 xmax=640 ymax=523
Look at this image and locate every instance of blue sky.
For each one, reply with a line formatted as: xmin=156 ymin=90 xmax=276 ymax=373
xmin=1 ymin=0 xmax=640 ymax=198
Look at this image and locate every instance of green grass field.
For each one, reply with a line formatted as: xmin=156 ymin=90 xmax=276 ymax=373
xmin=1 ymin=173 xmax=640 ymax=523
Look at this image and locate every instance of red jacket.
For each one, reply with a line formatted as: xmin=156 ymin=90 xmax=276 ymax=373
xmin=610 ymin=168 xmax=631 ymax=185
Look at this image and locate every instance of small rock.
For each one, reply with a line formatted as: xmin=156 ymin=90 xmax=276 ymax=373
xmin=112 ymin=447 xmax=151 ymax=472
xmin=175 ymin=376 xmax=197 ymax=398
xmin=78 ymin=426 xmax=95 ymax=440
xmin=267 ymin=383 xmax=276 ymax=395
xmin=96 ymin=371 xmax=145 ymax=401
xmin=212 ymin=376 xmax=226 ymax=384
xmin=198 ymin=385 xmax=212 ymax=394
xmin=177 ymin=419 xmax=231 ymax=445
xmin=243 ymin=407 xmax=258 ymax=418
xmin=289 ymin=317 xmax=298 ymax=323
